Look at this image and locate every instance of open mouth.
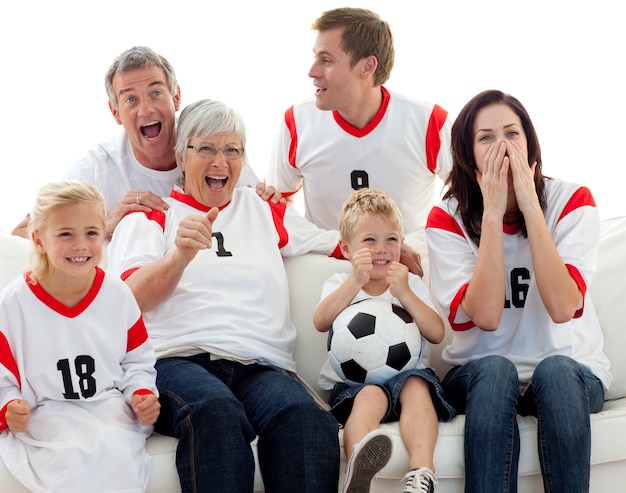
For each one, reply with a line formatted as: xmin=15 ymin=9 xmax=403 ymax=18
xmin=372 ymin=260 xmax=389 ymax=265
xmin=205 ymin=176 xmax=228 ymax=190
xmin=141 ymin=121 xmax=162 ymax=139
xmin=68 ymin=256 xmax=90 ymax=263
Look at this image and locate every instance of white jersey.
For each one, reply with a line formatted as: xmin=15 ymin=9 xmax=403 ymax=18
xmin=64 ymin=130 xmax=260 ymax=213
xmin=425 ymin=179 xmax=612 ymax=390
xmin=317 ymin=272 xmax=435 ymax=390
xmin=107 ymin=187 xmax=341 ymax=372
xmin=0 ymin=267 xmax=158 ymax=493
xmin=267 ymin=87 xmax=453 ymax=232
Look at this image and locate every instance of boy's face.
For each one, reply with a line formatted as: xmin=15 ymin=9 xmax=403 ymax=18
xmin=341 ymin=216 xmax=402 ymax=279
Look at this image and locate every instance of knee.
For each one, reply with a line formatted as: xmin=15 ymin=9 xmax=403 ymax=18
xmin=535 ymin=354 xmax=578 ymax=376
xmin=467 ymin=355 xmax=519 ymax=398
xmin=354 ymin=384 xmax=387 ymax=406
xmin=533 ymin=355 xmax=583 ymax=390
xmin=474 ymin=355 xmax=517 ymax=380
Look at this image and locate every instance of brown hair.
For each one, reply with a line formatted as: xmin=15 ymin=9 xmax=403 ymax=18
xmin=312 ymin=7 xmax=394 ymax=86
xmin=445 ymin=89 xmax=547 ymax=244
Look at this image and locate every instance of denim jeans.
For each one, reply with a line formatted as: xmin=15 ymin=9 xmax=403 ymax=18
xmin=442 ymin=355 xmax=604 ymax=493
xmin=154 ymin=355 xmax=340 ymax=493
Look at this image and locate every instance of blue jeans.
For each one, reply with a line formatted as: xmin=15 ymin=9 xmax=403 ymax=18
xmin=154 ymin=355 xmax=340 ymax=493
xmin=442 ymin=355 xmax=604 ymax=493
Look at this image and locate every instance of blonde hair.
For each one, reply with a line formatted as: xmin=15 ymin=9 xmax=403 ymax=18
xmin=338 ymin=188 xmax=403 ymax=244
xmin=28 ymin=181 xmax=106 ymax=281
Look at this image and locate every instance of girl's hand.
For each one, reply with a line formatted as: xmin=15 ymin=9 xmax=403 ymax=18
xmin=6 ymin=399 xmax=30 ymax=433
xmin=132 ymin=393 xmax=161 ymax=426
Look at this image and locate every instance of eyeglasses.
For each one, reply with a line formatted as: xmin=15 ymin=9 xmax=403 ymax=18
xmin=186 ymin=145 xmax=245 ymax=159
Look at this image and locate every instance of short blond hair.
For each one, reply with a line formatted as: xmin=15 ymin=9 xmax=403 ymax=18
xmin=28 ymin=181 xmax=106 ymax=281
xmin=338 ymin=188 xmax=403 ymax=244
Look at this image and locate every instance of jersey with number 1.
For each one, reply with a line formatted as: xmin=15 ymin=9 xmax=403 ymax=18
xmin=107 ymin=187 xmax=341 ymax=371
xmin=268 ymin=87 xmax=452 ymax=232
xmin=0 ymin=267 xmax=158 ymax=493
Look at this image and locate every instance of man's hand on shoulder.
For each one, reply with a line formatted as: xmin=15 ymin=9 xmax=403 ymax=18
xmin=107 ymin=190 xmax=169 ymax=237
xmin=254 ymin=182 xmax=285 ymax=204
xmin=400 ymin=242 xmax=423 ymax=277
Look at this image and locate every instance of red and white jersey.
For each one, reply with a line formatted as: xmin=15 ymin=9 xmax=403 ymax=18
xmin=0 ymin=267 xmax=158 ymax=493
xmin=267 ymin=87 xmax=452 ymax=232
xmin=426 ymin=179 xmax=612 ymax=389
xmin=107 ymin=187 xmax=341 ymax=372
xmin=317 ymin=272 xmax=435 ymax=390
xmin=64 ymin=130 xmax=260 ymax=213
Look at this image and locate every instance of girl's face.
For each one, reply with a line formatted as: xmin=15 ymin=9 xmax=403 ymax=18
xmin=472 ymin=103 xmax=528 ymax=175
xmin=32 ymin=202 xmax=105 ymax=282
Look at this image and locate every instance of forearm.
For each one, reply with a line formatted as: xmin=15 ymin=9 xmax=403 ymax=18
xmin=313 ymin=278 xmax=363 ymax=332
xmin=525 ymin=210 xmax=581 ymax=322
xmin=462 ymin=213 xmax=506 ymax=331
xmin=125 ymin=249 xmax=188 ymax=312
xmin=397 ymin=292 xmax=444 ymax=344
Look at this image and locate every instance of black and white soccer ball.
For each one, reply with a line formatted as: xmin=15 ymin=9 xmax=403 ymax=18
xmin=327 ymin=298 xmax=422 ymax=385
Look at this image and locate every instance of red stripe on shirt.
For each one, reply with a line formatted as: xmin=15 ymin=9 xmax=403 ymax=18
xmin=26 ymin=267 xmax=105 ymax=318
xmin=0 ymin=332 xmax=20 ymax=387
xmin=127 ymin=316 xmax=149 ymax=352
xmin=121 ymin=209 xmax=167 ymax=232
xmin=121 ymin=267 xmax=141 ymax=281
xmin=558 ymin=186 xmax=596 ymax=222
xmin=425 ymin=104 xmax=447 ymax=173
xmin=566 ymin=264 xmax=587 ymax=318
xmin=333 ymin=87 xmax=391 ymax=138
xmin=426 ymin=206 xmax=464 ymax=236
xmin=286 ymin=106 xmax=298 ymax=170
xmin=269 ymin=201 xmax=289 ymax=248
xmin=448 ymin=283 xmax=475 ymax=331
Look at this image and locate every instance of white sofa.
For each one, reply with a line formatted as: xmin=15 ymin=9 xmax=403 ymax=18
xmin=1 ymin=216 xmax=626 ymax=492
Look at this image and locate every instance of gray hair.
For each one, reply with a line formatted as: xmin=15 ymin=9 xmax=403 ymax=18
xmin=174 ymin=99 xmax=247 ymax=167
xmin=105 ymin=46 xmax=178 ymax=108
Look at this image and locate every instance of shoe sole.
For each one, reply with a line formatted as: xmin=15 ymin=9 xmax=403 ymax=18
xmin=343 ymin=434 xmax=392 ymax=493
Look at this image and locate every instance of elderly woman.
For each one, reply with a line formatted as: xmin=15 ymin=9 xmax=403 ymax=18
xmin=107 ymin=99 xmax=341 ymax=492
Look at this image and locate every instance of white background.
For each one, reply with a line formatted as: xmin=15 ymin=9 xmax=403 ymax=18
xmin=1 ymin=0 xmax=624 ymax=232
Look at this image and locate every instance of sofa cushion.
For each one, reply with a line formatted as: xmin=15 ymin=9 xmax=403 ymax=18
xmin=0 ymin=231 xmax=29 ymax=287
xmin=590 ymin=216 xmax=626 ymax=400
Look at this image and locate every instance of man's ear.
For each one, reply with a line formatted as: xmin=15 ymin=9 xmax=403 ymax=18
xmin=360 ymin=55 xmax=378 ymax=80
xmin=172 ymin=85 xmax=182 ymax=112
xmin=109 ymin=101 xmax=123 ymax=125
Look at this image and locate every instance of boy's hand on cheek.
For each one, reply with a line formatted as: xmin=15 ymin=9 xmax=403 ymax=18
xmin=351 ymin=248 xmax=373 ymax=286
xmin=387 ymin=261 xmax=410 ymax=298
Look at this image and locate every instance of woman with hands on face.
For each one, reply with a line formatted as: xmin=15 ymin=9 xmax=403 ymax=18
xmin=107 ymin=99 xmax=342 ymax=493
xmin=425 ymin=90 xmax=612 ymax=493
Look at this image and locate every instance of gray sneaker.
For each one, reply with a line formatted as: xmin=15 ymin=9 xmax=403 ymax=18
xmin=341 ymin=429 xmax=393 ymax=493
xmin=401 ymin=467 xmax=437 ymax=493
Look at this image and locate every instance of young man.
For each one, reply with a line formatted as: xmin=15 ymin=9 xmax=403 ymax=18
xmin=267 ymin=7 xmax=452 ymax=236
xmin=12 ymin=46 xmax=272 ymax=238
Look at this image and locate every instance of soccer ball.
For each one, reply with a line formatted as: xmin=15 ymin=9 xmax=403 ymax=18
xmin=327 ymin=298 xmax=422 ymax=385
